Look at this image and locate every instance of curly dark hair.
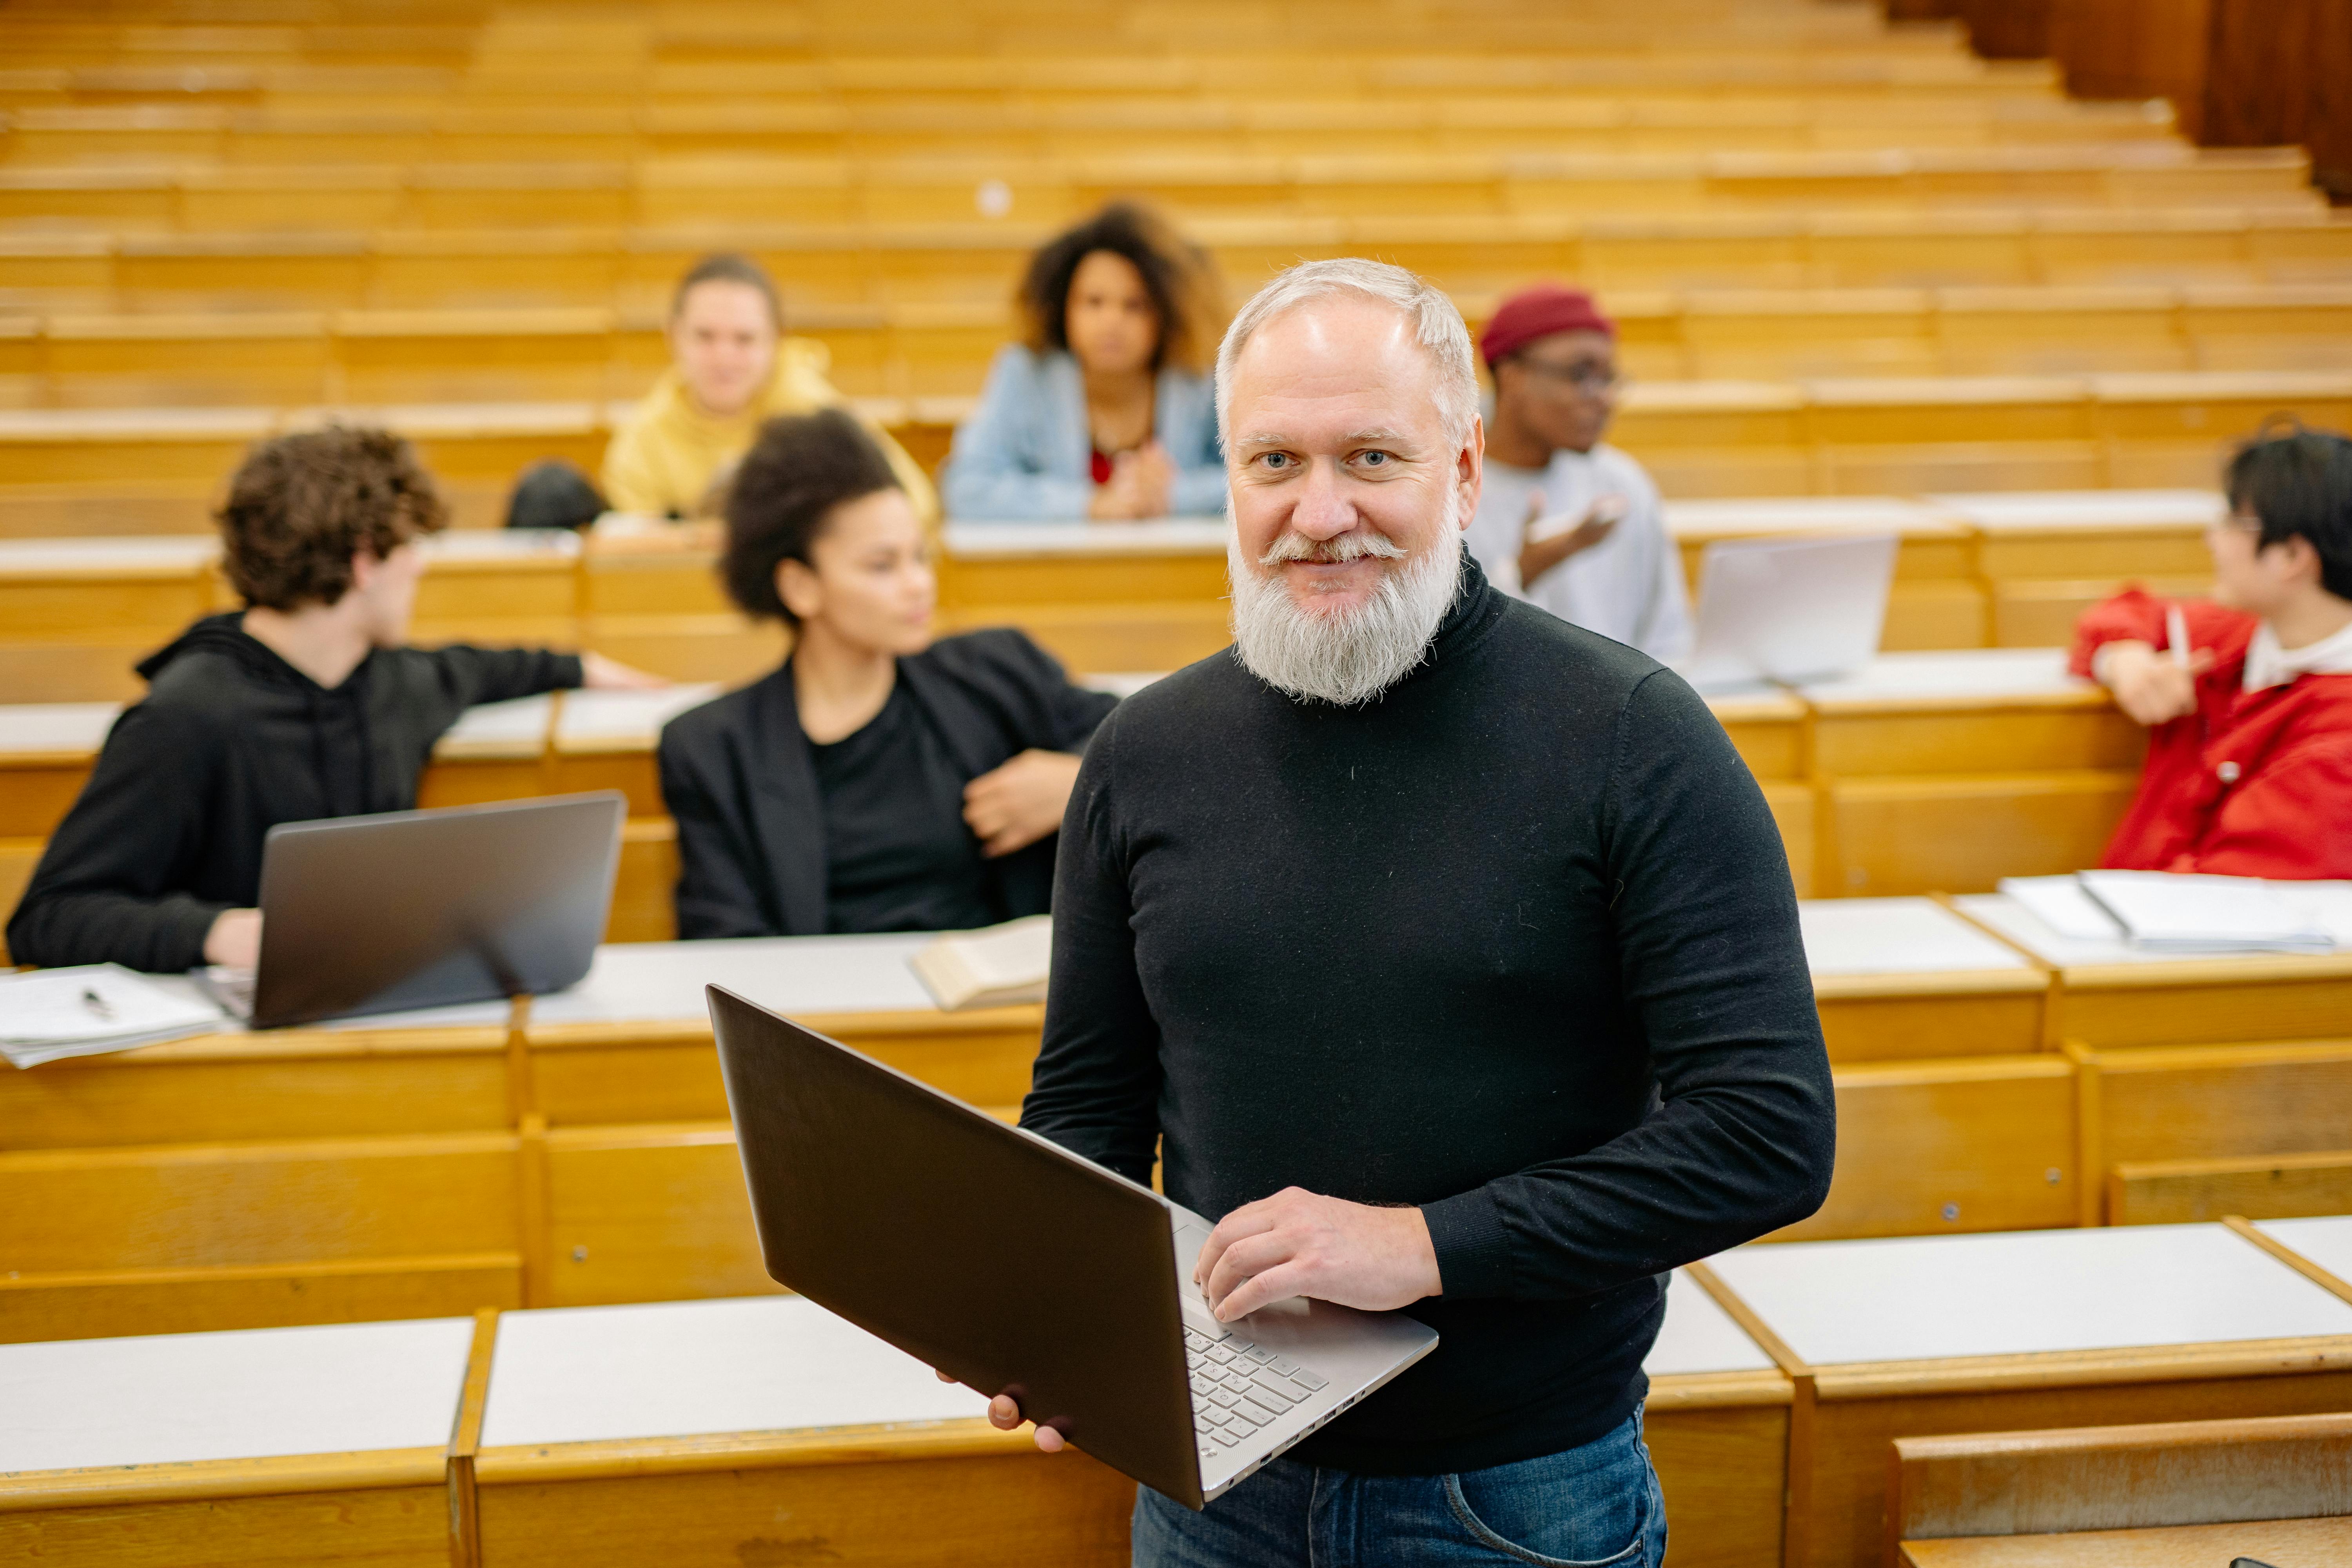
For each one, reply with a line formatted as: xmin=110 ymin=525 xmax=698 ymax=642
xmin=2226 ymin=421 xmax=2352 ymax=601
xmin=721 ymin=408 xmax=903 ymax=626
xmin=1015 ymin=201 xmax=1218 ymax=374
xmin=215 ymin=426 xmax=448 ymax=611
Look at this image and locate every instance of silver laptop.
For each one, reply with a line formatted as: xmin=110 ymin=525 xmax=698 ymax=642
xmin=706 ymin=986 xmax=1439 ymax=1508
xmin=1676 ymin=532 xmax=1898 ymax=691
xmin=219 ymin=792 xmax=624 ymax=1029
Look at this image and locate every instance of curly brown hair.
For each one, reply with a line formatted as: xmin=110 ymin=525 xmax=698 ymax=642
xmin=216 ymin=427 xmax=448 ymax=610
xmin=1015 ymin=201 xmax=1220 ymax=374
xmin=721 ymin=408 xmax=902 ymax=627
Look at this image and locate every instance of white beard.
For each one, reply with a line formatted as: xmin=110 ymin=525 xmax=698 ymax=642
xmin=1227 ymin=507 xmax=1466 ymax=707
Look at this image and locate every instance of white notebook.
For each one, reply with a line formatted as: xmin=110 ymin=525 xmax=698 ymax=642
xmin=2076 ymin=871 xmax=2337 ymax=955
xmin=908 ymin=916 xmax=1053 ymax=1011
xmin=0 ymin=964 xmax=227 ymax=1068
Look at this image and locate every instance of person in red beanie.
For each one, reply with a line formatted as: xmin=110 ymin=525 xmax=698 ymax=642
xmin=1462 ymin=284 xmax=1691 ymax=661
xmin=2072 ymin=425 xmax=2352 ymax=878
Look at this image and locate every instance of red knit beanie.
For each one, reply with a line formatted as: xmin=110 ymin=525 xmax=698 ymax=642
xmin=1478 ymin=285 xmax=1616 ymax=367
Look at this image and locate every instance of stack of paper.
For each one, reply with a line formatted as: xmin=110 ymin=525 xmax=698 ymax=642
xmin=0 ymin=965 xmax=227 ymax=1068
xmin=909 ymin=916 xmax=1053 ymax=1011
xmin=2078 ymin=871 xmax=2336 ymax=954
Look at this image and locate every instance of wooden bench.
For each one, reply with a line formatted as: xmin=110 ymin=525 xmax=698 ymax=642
xmin=0 ymin=1314 xmax=486 ymax=1566
xmin=2071 ymin=1038 xmax=2352 ymax=1225
xmin=1929 ymin=486 xmax=2218 ymax=647
xmin=1699 ymin=1221 xmax=2352 ymax=1568
xmin=1800 ymin=897 xmax=2048 ymax=1061
xmin=1889 ymin=1410 xmax=2352 ymax=1567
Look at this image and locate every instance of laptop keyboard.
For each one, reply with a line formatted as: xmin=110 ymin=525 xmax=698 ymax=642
xmin=1185 ymin=1320 xmax=1331 ymax=1462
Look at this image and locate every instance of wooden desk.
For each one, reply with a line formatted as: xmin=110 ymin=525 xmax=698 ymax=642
xmin=406 ymin=526 xmax=583 ymax=648
xmin=1954 ymin=889 xmax=2352 ymax=1048
xmin=0 ymin=1315 xmax=481 ymax=1565
xmin=1665 ymin=497 xmax=1985 ymax=652
xmin=2256 ymin=1215 xmax=2352 ymax=1299
xmin=1643 ymin=1269 xmax=1791 ymax=1568
xmin=936 ymin=518 xmax=1231 ymax=676
xmin=416 ymin=692 xmax=557 ymax=809
xmin=0 ymin=701 xmax=113 ymax=837
xmin=547 ymin=683 xmax=719 ymax=815
xmin=1707 ymin=1223 xmax=2352 ymax=1568
xmin=1800 ymin=897 xmax=2046 ymax=1062
xmin=1796 ymin=652 xmax=2141 ymax=896
xmin=0 ymin=534 xmax=222 ymax=702
xmin=473 ymin=1294 xmax=1134 ymax=1568
xmin=1928 ymin=488 xmax=2220 ymax=647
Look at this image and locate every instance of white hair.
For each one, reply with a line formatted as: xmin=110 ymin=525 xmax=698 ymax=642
xmin=1213 ymin=258 xmax=1480 ymax=450
xmin=1227 ymin=489 xmax=1466 ymax=706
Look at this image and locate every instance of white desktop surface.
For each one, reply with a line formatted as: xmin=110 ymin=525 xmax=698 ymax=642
xmin=432 ymin=692 xmax=555 ymax=757
xmin=2256 ymin=1216 xmax=2352 ymax=1291
xmin=1710 ymin=1224 xmax=2352 ymax=1368
xmin=1796 ymin=648 xmax=2091 ymax=704
xmin=943 ymin=518 xmax=1228 ymax=557
xmin=1929 ymin=488 xmax=2224 ymax=532
xmin=1643 ymin=1269 xmax=1776 ymax=1377
xmin=526 ymin=935 xmax=941 ymax=1026
xmin=554 ymin=684 xmax=722 ymax=749
xmin=0 ymin=534 xmax=219 ymax=571
xmin=1663 ymin=497 xmax=1962 ymax=539
xmin=417 ymin=527 xmax=580 ymax=561
xmin=0 ymin=1317 xmax=475 ymax=1474
xmin=0 ymin=701 xmax=121 ymax=756
xmin=1799 ymin=897 xmax=2033 ymax=978
xmin=135 ymin=972 xmax=514 ymax=1034
xmin=478 ymin=1296 xmax=987 ymax=1448
xmin=1956 ymin=888 xmax=2352 ymax=968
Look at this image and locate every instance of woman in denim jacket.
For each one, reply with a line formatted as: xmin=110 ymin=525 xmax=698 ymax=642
xmin=942 ymin=203 xmax=1227 ymax=522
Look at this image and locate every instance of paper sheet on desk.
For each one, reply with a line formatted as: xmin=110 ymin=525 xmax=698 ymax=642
xmin=0 ymin=964 xmax=227 ymax=1067
xmin=2000 ymin=873 xmax=2342 ymax=953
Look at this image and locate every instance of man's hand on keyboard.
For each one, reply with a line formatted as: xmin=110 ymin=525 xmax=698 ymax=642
xmin=1194 ymin=1187 xmax=1442 ymax=1322
xmin=935 ymin=1370 xmax=1065 ymax=1452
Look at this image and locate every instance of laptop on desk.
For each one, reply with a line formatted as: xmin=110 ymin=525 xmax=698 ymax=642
xmin=1675 ymin=532 xmax=1898 ymax=692
xmin=706 ymin=986 xmax=1439 ymax=1508
xmin=216 ymin=792 xmax=624 ymax=1029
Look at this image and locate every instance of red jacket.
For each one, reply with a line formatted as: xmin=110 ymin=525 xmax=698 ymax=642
xmin=2071 ymin=588 xmax=2352 ymax=879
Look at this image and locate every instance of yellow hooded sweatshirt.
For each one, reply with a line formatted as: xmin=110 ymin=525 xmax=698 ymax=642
xmin=600 ymin=337 xmax=938 ymax=524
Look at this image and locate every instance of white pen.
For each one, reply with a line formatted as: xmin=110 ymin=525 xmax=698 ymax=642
xmin=2166 ymin=605 xmax=2191 ymax=671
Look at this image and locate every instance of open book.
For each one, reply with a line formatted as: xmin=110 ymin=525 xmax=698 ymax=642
xmin=2077 ymin=871 xmax=2336 ymax=954
xmin=909 ymin=915 xmax=1053 ymax=1011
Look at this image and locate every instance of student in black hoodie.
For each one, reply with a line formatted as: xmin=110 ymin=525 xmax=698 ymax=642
xmin=7 ymin=427 xmax=662 ymax=975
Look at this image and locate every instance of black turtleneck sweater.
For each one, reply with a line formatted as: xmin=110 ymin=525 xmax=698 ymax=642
xmin=7 ymin=614 xmax=581 ymax=974
xmin=1020 ymin=558 xmax=1835 ymax=1477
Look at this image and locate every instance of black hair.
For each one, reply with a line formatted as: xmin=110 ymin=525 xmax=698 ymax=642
xmin=1016 ymin=201 xmax=1217 ymax=374
xmin=2225 ymin=421 xmax=2352 ymax=601
xmin=671 ymin=252 xmax=784 ymax=329
xmin=720 ymin=408 xmax=902 ymax=625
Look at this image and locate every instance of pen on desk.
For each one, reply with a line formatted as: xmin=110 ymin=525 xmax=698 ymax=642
xmin=81 ymin=987 xmax=114 ymax=1021
xmin=2166 ymin=605 xmax=2191 ymax=671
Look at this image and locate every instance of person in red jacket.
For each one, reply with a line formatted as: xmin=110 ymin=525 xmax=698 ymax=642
xmin=2073 ymin=425 xmax=2352 ymax=878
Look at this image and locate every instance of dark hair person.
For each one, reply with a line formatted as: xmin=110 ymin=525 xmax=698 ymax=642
xmin=940 ymin=202 xmax=1229 ymax=521
xmin=657 ymin=409 xmax=1119 ymax=938
xmin=7 ymin=427 xmax=659 ymax=974
xmin=2073 ymin=421 xmax=2352 ymax=877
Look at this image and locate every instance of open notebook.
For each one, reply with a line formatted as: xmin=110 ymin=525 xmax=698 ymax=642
xmin=1 ymin=965 xmax=227 ymax=1068
xmin=2000 ymin=872 xmax=2341 ymax=954
xmin=909 ymin=915 xmax=1053 ymax=1011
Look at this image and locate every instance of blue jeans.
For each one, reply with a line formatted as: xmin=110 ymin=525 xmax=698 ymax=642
xmin=1132 ymin=1408 xmax=1666 ymax=1568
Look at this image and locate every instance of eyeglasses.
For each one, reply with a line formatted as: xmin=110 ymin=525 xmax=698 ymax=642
xmin=1514 ymin=358 xmax=1623 ymax=395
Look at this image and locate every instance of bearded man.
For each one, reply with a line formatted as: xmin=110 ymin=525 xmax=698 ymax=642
xmin=1009 ymin=260 xmax=1835 ymax=1566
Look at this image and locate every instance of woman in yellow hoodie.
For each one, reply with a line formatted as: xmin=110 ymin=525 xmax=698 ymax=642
xmin=595 ymin=254 xmax=937 ymax=525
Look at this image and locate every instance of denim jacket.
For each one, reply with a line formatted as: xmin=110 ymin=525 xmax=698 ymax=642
xmin=939 ymin=345 xmax=1227 ymax=520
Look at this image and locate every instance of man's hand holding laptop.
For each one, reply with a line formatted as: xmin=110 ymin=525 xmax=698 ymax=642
xmin=944 ymin=1186 xmax=1441 ymax=1452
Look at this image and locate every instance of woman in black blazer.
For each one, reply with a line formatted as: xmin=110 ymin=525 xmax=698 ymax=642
xmin=658 ymin=408 xmax=1118 ymax=938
